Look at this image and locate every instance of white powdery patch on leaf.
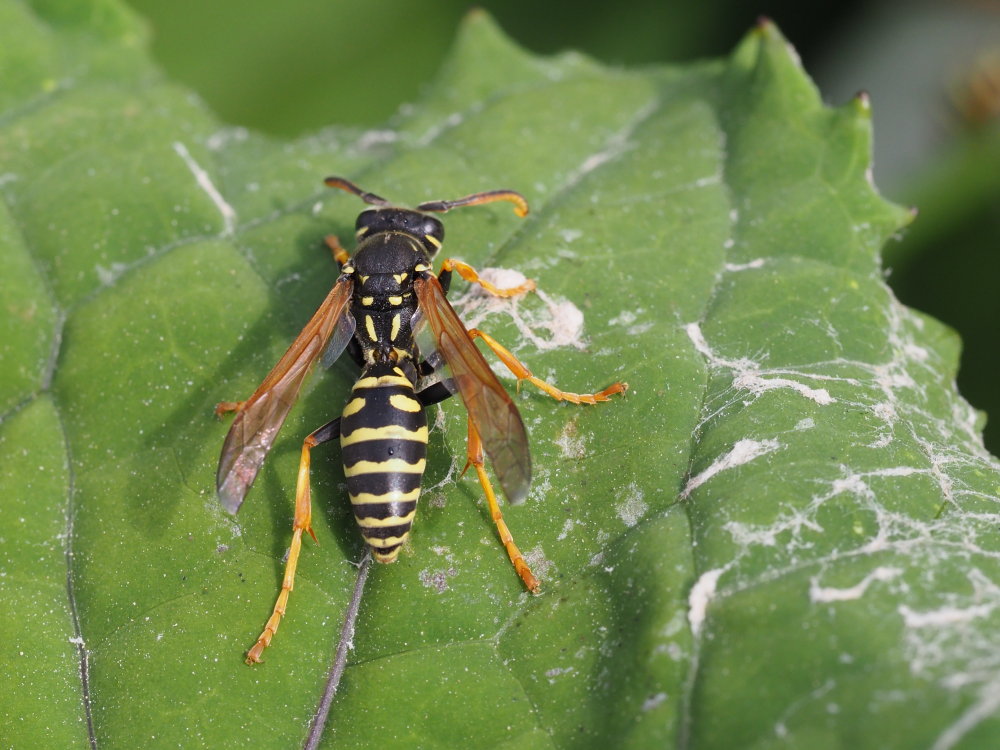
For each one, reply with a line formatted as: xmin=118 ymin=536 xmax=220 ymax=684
xmin=930 ymin=685 xmax=1000 ymax=750
xmin=677 ymin=158 xmax=1000 ymax=746
xmin=558 ymin=98 xmax=661 ymax=191
xmin=681 ymin=439 xmax=781 ymax=500
xmin=418 ymin=566 xmax=458 ymax=594
xmin=559 ymin=228 xmax=583 ymax=244
xmin=809 ymin=566 xmax=903 ymax=603
xmin=95 ymin=262 xmax=129 ymax=287
xmin=523 ymin=544 xmax=553 ymax=584
xmin=724 ymin=258 xmax=766 ymax=272
xmin=205 ymin=126 xmax=249 ymax=151
xmin=688 ymin=567 xmax=727 ymax=637
xmin=615 ymin=483 xmax=648 ymax=527
xmin=415 ymin=110 xmax=471 ymax=147
xmin=898 ymin=569 xmax=1000 ymax=680
xmin=642 ymin=692 xmax=669 ymax=711
xmin=554 ymin=420 xmax=587 ymax=459
xmin=451 ymin=267 xmax=589 ymax=352
xmin=172 ymin=141 xmax=236 ymax=236
xmin=690 ymin=292 xmax=1000 ymax=744
xmin=608 ymin=307 xmax=655 ymax=336
xmin=895 ymin=570 xmax=1000 ymax=750
xmin=556 ymin=518 xmax=579 ymax=541
xmin=352 ymin=128 xmax=399 ymax=151
xmin=685 ymin=322 xmax=835 ymax=406
xmin=722 ymin=464 xmax=925 ymax=553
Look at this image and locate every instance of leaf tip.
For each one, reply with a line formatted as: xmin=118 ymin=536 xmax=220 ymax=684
xmin=851 ymin=90 xmax=873 ymax=118
xmin=462 ymin=6 xmax=490 ymax=24
xmin=454 ymin=6 xmax=509 ymax=47
xmin=755 ymin=16 xmax=776 ymax=33
xmin=752 ymin=16 xmax=791 ymax=48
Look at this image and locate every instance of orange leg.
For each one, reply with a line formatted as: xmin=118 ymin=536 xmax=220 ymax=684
xmin=468 ymin=328 xmax=628 ymax=404
xmin=465 ymin=418 xmax=540 ymax=593
xmin=439 ymin=258 xmax=536 ymax=297
xmin=325 ymin=235 xmax=351 ymax=267
xmin=214 ymin=400 xmax=244 ymax=417
xmin=244 ymin=429 xmax=324 ymax=664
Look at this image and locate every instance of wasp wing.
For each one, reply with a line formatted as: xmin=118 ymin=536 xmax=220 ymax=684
xmin=217 ymin=277 xmax=354 ymax=513
xmin=411 ymin=306 xmax=458 ymax=397
xmin=321 ymin=308 xmax=357 ymax=369
xmin=413 ymin=274 xmax=531 ymax=505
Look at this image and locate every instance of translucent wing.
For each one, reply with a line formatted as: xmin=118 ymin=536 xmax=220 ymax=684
xmin=411 ymin=306 xmax=457 ymax=396
xmin=321 ymin=309 xmax=357 ymax=369
xmin=217 ymin=277 xmax=354 ymax=513
xmin=413 ymin=274 xmax=531 ymax=504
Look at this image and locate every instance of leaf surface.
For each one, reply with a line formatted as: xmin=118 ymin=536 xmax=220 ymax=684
xmin=2 ymin=3 xmax=998 ymax=749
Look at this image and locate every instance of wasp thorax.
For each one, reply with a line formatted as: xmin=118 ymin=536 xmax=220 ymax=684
xmin=353 ymin=233 xmax=423 ymax=273
xmin=360 ymin=273 xmax=402 ymax=295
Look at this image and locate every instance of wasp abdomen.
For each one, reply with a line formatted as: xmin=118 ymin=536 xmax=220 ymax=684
xmin=340 ymin=364 xmax=428 ymax=563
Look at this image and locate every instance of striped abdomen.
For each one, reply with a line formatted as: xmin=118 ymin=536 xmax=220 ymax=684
xmin=340 ymin=365 xmax=427 ymax=563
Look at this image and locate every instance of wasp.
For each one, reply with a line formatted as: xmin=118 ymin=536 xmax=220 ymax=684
xmin=216 ymin=176 xmax=627 ymax=663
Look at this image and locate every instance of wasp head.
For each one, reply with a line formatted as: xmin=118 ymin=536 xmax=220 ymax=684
xmin=355 ymin=208 xmax=444 ymax=257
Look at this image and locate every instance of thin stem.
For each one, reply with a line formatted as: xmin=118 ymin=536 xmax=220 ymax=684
xmin=303 ymin=549 xmax=373 ymax=750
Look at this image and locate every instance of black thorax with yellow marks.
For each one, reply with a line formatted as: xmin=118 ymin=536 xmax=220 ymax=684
xmin=341 ymin=230 xmax=431 ymax=367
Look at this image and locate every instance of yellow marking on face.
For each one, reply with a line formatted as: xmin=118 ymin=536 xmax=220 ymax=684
xmin=390 ymin=314 xmax=401 ymax=341
xmin=388 ymin=295 xmax=403 ymax=306
xmin=355 ymin=511 xmax=418 ymax=528
xmin=353 ymin=374 xmax=413 ymax=389
xmin=350 ymin=487 xmax=422 ymax=504
xmin=362 ymin=296 xmax=374 ymax=306
xmin=342 ymin=397 xmax=366 ymax=417
xmin=340 ymin=425 xmax=428 ymax=446
xmin=389 ymin=393 xmax=421 ymax=412
xmin=365 ymin=315 xmax=377 ymax=340
xmin=344 ymin=458 xmax=426 ymax=476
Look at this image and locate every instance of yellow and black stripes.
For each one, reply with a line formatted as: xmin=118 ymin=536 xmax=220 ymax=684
xmin=340 ymin=364 xmax=427 ymax=562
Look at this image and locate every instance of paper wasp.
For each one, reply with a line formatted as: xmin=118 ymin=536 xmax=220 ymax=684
xmin=216 ymin=176 xmax=626 ymax=663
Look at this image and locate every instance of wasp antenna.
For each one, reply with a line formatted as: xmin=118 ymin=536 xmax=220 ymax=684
xmin=324 ymin=176 xmax=391 ymax=207
xmin=417 ymin=189 xmax=529 ymax=218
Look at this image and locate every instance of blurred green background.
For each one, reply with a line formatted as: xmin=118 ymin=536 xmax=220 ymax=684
xmin=123 ymin=0 xmax=1000 ymax=454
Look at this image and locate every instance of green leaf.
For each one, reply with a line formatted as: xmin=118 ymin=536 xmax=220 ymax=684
xmin=2 ymin=3 xmax=998 ymax=749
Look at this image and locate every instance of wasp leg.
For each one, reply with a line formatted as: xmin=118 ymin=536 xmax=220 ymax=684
xmin=245 ymin=417 xmax=341 ymax=665
xmin=468 ymin=328 xmax=627 ymax=404
xmin=438 ymin=258 xmax=535 ymax=297
xmin=324 ymin=235 xmax=351 ymax=267
xmin=416 ymin=380 xmax=454 ymax=407
xmin=214 ymin=400 xmax=244 ymax=417
xmin=465 ymin=418 xmax=540 ymax=593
